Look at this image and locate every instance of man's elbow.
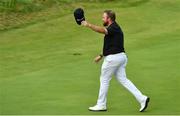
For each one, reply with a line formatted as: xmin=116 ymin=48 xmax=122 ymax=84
xmin=100 ymin=28 xmax=108 ymax=34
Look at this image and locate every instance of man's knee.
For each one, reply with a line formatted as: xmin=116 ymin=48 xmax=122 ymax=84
xmin=117 ymin=76 xmax=128 ymax=84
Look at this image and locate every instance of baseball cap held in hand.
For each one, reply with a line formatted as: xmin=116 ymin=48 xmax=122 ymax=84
xmin=74 ymin=8 xmax=85 ymax=25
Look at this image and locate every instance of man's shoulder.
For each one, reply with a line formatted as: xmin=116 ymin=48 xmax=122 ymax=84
xmin=106 ymin=22 xmax=123 ymax=35
xmin=111 ymin=22 xmax=122 ymax=32
xmin=109 ymin=22 xmax=120 ymax=29
xmin=112 ymin=21 xmax=119 ymax=26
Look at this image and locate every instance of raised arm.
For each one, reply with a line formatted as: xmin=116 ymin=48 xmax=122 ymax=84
xmin=81 ymin=21 xmax=107 ymax=35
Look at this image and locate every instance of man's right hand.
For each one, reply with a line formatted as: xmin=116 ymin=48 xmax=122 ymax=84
xmin=94 ymin=55 xmax=103 ymax=63
xmin=81 ymin=21 xmax=89 ymax=27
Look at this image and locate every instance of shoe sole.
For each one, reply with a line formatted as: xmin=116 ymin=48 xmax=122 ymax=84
xmin=140 ymin=97 xmax=150 ymax=112
xmin=88 ymin=109 xmax=107 ymax=112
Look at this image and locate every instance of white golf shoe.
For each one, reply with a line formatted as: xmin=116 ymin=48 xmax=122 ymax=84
xmin=88 ymin=105 xmax=107 ymax=111
xmin=139 ymin=96 xmax=150 ymax=112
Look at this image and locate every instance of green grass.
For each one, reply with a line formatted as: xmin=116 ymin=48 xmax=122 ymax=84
xmin=0 ymin=0 xmax=180 ymax=114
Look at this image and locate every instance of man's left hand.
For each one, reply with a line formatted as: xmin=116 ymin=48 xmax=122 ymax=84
xmin=94 ymin=55 xmax=103 ymax=63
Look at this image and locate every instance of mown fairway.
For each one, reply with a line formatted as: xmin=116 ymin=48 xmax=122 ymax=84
xmin=0 ymin=0 xmax=180 ymax=115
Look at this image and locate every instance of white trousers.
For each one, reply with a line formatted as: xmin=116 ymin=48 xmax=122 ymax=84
xmin=97 ymin=52 xmax=145 ymax=106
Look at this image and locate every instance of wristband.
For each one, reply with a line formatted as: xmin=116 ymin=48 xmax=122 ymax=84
xmin=99 ymin=54 xmax=103 ymax=58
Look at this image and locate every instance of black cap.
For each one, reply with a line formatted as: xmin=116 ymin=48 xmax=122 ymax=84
xmin=74 ymin=8 xmax=85 ymax=25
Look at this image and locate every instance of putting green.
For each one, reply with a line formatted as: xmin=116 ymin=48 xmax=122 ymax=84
xmin=0 ymin=0 xmax=180 ymax=114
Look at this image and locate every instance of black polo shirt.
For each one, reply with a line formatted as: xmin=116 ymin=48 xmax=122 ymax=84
xmin=103 ymin=22 xmax=125 ymax=56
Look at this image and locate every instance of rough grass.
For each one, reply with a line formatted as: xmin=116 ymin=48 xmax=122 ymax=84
xmin=0 ymin=0 xmax=149 ymax=31
xmin=0 ymin=0 xmax=180 ymax=115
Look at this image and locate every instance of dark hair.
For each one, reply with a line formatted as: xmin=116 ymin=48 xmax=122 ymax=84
xmin=104 ymin=10 xmax=116 ymax=21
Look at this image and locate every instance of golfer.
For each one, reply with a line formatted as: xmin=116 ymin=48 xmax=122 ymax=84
xmin=81 ymin=10 xmax=150 ymax=112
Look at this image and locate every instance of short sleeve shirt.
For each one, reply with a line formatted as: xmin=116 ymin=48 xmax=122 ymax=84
xmin=103 ymin=22 xmax=125 ymax=56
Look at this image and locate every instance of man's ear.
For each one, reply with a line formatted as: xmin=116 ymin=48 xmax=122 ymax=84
xmin=107 ymin=17 xmax=111 ymax=22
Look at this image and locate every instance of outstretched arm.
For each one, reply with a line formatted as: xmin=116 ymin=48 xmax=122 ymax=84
xmin=81 ymin=21 xmax=107 ymax=34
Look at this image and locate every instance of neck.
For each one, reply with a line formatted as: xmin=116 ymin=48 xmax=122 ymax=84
xmin=108 ymin=21 xmax=114 ymax=26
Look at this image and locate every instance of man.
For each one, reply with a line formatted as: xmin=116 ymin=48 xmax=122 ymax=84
xmin=81 ymin=10 xmax=150 ymax=112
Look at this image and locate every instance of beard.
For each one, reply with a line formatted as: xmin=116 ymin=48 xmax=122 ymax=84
xmin=103 ymin=21 xmax=108 ymax=26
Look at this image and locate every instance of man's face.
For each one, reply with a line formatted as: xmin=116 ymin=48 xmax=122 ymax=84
xmin=102 ymin=13 xmax=109 ymax=26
